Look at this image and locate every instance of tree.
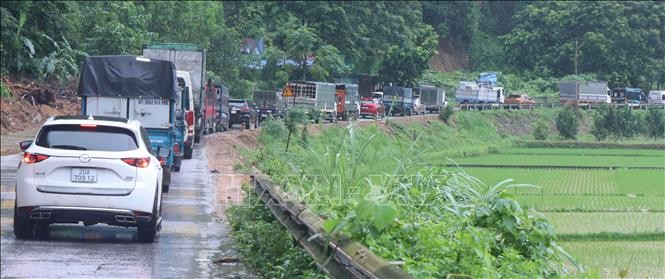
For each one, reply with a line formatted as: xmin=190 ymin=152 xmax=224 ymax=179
xmin=556 ymin=106 xmax=580 ymax=140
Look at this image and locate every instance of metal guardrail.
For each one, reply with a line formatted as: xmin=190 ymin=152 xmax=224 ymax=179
xmin=455 ymin=103 xmax=665 ymax=111
xmin=251 ymin=174 xmax=412 ymax=279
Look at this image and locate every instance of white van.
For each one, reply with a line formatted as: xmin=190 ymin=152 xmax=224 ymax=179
xmin=648 ymin=91 xmax=665 ymax=105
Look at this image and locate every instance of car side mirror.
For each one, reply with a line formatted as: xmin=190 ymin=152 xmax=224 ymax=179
xmin=157 ymin=146 xmax=171 ymax=158
xmin=19 ymin=140 xmax=32 ymax=151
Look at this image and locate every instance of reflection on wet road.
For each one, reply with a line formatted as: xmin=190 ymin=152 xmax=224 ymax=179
xmin=0 ymin=144 xmax=253 ymax=278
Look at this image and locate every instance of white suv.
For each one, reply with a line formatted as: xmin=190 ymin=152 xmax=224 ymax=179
xmin=14 ymin=115 xmax=169 ymax=242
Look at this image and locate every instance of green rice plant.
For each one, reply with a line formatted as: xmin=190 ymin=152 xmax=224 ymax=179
xmin=451 ymin=154 xmax=665 ymax=168
xmin=456 ymin=168 xmax=665 ymax=196
xmin=501 ymin=147 xmax=665 ymax=157
xmin=544 ymin=212 xmax=665 ymax=235
xmin=560 ymin=241 xmax=665 ymax=279
xmin=518 ymin=195 xmax=665 ymax=212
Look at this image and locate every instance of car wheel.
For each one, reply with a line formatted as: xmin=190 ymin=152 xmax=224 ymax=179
xmin=137 ymin=189 xmax=159 ymax=243
xmin=194 ymin=133 xmax=201 ymax=144
xmin=244 ymin=121 xmax=250 ymax=129
xmin=13 ymin=203 xmax=34 ymax=239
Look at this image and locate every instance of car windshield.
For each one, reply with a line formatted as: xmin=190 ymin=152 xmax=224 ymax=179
xmin=229 ymin=100 xmax=246 ymax=107
xmin=36 ymin=124 xmax=138 ymax=152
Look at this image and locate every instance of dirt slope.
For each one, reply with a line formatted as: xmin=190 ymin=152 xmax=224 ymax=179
xmin=429 ymin=41 xmax=470 ymax=72
xmin=1 ymin=77 xmax=80 ymax=134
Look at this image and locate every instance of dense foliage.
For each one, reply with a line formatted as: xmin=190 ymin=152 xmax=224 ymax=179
xmin=248 ymin=115 xmax=576 ymax=277
xmin=556 ymin=106 xmax=581 ymax=139
xmin=226 ymin=192 xmax=324 ymax=278
xmin=2 ymin=1 xmax=662 ymax=98
xmin=592 ymin=106 xmax=665 ymax=140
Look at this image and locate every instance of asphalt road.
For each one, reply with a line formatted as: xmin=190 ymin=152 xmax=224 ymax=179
xmin=0 ymin=144 xmax=254 ymax=278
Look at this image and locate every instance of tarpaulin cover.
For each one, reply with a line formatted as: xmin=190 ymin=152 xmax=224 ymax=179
xmin=78 ymin=55 xmax=178 ymax=99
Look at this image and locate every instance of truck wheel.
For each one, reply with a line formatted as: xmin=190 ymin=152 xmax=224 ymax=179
xmin=184 ymin=146 xmax=193 ymax=159
xmin=162 ymin=167 xmax=171 ymax=193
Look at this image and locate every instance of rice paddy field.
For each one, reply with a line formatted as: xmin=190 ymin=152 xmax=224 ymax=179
xmin=449 ymin=147 xmax=665 ymax=278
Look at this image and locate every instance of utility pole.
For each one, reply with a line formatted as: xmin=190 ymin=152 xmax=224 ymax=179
xmin=575 ymin=39 xmax=579 ymax=81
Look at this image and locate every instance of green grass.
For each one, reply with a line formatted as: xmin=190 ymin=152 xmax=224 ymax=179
xmin=561 ymin=241 xmax=665 ymax=279
xmin=455 ymin=168 xmax=665 ymax=196
xmin=451 ymin=154 xmax=665 ymax=168
xmin=545 ymin=212 xmax=665 ymax=235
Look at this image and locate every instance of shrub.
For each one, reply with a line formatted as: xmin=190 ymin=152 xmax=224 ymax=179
xmin=532 ymin=120 xmax=549 ymax=140
xmin=0 ymin=81 xmax=11 ymax=99
xmin=556 ymin=106 xmax=580 ymax=139
xmin=439 ymin=105 xmax=454 ymax=124
xmin=644 ymin=107 xmax=665 ymax=138
xmin=259 ymin=117 xmax=287 ymax=141
xmin=591 ymin=105 xmax=612 ymax=140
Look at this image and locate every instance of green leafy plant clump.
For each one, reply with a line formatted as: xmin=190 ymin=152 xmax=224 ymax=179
xmin=251 ymin=118 xmax=577 ymax=278
xmin=556 ymin=106 xmax=580 ymax=140
xmin=226 ymin=191 xmax=325 ymax=279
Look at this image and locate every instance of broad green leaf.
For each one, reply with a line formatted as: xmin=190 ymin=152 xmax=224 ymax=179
xmin=355 ymin=200 xmax=375 ymax=220
xmin=372 ymin=204 xmax=397 ymax=230
xmin=322 ymin=218 xmax=339 ymax=233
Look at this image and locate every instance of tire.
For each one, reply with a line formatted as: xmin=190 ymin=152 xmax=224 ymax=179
xmin=137 ymin=189 xmax=159 ymax=243
xmin=194 ymin=133 xmax=201 ymax=144
xmin=244 ymin=121 xmax=250 ymax=129
xmin=162 ymin=167 xmax=171 ymax=193
xmin=13 ymin=203 xmax=33 ymax=239
xmin=184 ymin=146 xmax=193 ymax=159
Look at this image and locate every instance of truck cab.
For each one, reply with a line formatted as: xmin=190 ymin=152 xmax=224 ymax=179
xmin=176 ymin=71 xmax=195 ymax=159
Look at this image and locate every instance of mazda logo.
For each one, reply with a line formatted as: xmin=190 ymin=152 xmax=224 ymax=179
xmin=79 ymin=154 xmax=91 ymax=163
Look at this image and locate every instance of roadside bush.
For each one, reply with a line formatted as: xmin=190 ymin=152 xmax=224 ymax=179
xmin=439 ymin=105 xmax=454 ymax=124
xmin=591 ymin=105 xmax=648 ymax=140
xmin=591 ymin=105 xmax=613 ymax=140
xmin=0 ymin=80 xmax=11 ymax=99
xmin=532 ymin=120 xmax=549 ymax=140
xmin=556 ymin=106 xmax=580 ymax=139
xmin=644 ymin=107 xmax=665 ymax=138
xmin=259 ymin=117 xmax=287 ymax=141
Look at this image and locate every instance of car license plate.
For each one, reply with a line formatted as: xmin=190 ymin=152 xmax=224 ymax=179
xmin=71 ymin=168 xmax=97 ymax=183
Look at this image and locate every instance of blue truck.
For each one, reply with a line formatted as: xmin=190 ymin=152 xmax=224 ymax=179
xmin=382 ymin=86 xmax=414 ymax=116
xmin=77 ymin=55 xmax=179 ymax=192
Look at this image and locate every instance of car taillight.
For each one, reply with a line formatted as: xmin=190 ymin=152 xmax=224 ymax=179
xmin=22 ymin=152 xmax=49 ymax=164
xmin=174 ymin=143 xmax=181 ymax=154
xmin=186 ymin=111 xmax=194 ymax=126
xmin=122 ymin=157 xmax=150 ymax=168
xmin=159 ymin=157 xmax=165 ymax=165
xmin=240 ymin=107 xmax=250 ymax=113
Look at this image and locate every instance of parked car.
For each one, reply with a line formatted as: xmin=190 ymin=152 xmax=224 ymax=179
xmin=14 ymin=115 xmax=169 ymax=242
xmin=504 ymin=94 xmax=535 ymax=104
xmin=229 ymin=99 xmax=258 ymax=129
xmin=360 ymin=97 xmax=385 ymax=119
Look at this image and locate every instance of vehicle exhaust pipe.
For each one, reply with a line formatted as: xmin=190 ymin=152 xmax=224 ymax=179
xmin=29 ymin=212 xmax=52 ymax=220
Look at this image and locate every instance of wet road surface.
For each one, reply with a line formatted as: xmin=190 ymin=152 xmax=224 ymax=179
xmin=0 ymin=144 xmax=254 ymax=278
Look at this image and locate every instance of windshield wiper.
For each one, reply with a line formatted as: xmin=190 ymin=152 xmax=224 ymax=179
xmin=51 ymin=145 xmax=87 ymax=150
